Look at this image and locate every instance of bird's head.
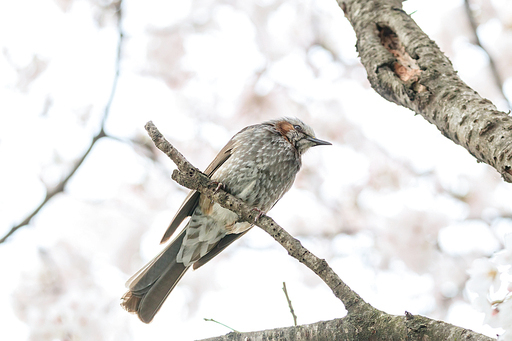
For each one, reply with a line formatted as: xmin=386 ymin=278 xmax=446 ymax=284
xmin=272 ymin=117 xmax=331 ymax=155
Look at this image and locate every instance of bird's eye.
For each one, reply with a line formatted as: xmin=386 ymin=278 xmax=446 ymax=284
xmin=293 ymin=125 xmax=303 ymax=132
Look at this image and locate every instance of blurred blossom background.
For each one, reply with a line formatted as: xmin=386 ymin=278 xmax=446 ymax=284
xmin=2 ymin=0 xmax=512 ymax=339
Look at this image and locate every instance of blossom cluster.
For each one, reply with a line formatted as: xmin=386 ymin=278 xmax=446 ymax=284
xmin=467 ymin=235 xmax=512 ymax=340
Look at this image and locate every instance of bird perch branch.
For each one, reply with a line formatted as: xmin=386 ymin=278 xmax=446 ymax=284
xmin=145 ymin=121 xmax=495 ymax=340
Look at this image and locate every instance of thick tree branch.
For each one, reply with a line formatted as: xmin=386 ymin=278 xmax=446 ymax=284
xmin=338 ymin=0 xmax=512 ymax=182
xmin=0 ymin=1 xmax=124 ymax=244
xmin=145 ymin=121 xmax=494 ymax=341
xmin=199 ymin=315 xmax=495 ymax=341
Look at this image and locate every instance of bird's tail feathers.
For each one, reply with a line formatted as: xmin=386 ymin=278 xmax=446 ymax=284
xmin=121 ymin=229 xmax=189 ymax=323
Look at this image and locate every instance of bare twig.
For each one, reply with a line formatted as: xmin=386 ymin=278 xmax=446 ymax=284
xmin=463 ymin=0 xmax=511 ymax=109
xmin=0 ymin=2 xmax=124 ymax=244
xmin=203 ymin=319 xmax=239 ymax=333
xmin=282 ymin=282 xmax=298 ymax=326
xmin=0 ymin=130 xmax=105 ymax=244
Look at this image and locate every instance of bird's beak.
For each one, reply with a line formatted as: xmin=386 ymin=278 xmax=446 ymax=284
xmin=307 ymin=136 xmax=332 ymax=146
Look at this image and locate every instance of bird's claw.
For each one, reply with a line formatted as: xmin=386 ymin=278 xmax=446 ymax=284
xmin=210 ymin=182 xmax=225 ymax=205
xmin=251 ymin=207 xmax=264 ymax=223
xmin=211 ymin=181 xmax=224 ymax=194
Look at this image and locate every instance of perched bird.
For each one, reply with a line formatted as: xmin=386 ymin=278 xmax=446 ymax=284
xmin=121 ymin=117 xmax=331 ymax=323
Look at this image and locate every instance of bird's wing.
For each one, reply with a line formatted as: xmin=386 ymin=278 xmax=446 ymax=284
xmin=160 ymin=138 xmax=237 ymax=243
xmin=192 ymin=228 xmax=252 ymax=270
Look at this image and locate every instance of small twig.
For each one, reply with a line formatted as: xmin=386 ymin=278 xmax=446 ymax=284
xmin=464 ymin=0 xmax=511 ymax=109
xmin=282 ymin=282 xmax=298 ymax=326
xmin=204 ymin=318 xmax=239 ymax=333
xmin=0 ymin=1 xmax=124 ymax=244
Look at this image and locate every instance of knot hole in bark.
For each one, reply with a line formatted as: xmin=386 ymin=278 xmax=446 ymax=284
xmin=377 ymin=23 xmax=424 ymax=88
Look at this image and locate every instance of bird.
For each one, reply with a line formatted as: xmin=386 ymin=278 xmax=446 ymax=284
xmin=121 ymin=117 xmax=331 ymax=323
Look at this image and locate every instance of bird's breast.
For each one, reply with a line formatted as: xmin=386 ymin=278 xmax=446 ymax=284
xmin=212 ymin=131 xmax=300 ymax=211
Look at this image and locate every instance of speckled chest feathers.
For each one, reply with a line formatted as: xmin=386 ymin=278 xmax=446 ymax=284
xmin=177 ymin=117 xmax=330 ymax=266
xmin=213 ymin=122 xmax=301 ymax=210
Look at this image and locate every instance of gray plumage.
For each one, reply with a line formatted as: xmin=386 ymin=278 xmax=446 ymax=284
xmin=121 ymin=117 xmax=330 ymax=323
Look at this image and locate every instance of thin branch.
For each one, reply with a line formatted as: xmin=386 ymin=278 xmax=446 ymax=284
xmin=0 ymin=131 xmax=104 ymax=244
xmin=463 ymin=0 xmax=511 ymax=109
xmin=282 ymin=282 xmax=298 ymax=326
xmin=145 ymin=121 xmax=494 ymax=340
xmin=203 ymin=319 xmax=239 ymax=333
xmin=0 ymin=1 xmax=124 ymax=244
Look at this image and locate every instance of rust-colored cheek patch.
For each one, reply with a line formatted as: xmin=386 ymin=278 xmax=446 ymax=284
xmin=378 ymin=24 xmax=423 ymax=86
xmin=276 ymin=121 xmax=294 ymax=143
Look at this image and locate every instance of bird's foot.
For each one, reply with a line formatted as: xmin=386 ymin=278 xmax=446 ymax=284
xmin=250 ymin=207 xmax=264 ymax=223
xmin=210 ymin=182 xmax=225 ymax=205
xmin=211 ymin=181 xmax=225 ymax=194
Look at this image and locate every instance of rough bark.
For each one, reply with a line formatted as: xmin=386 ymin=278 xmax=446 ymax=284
xmin=144 ymin=121 xmax=495 ymax=341
xmin=338 ymin=0 xmax=512 ymax=182
xmin=200 ymin=314 xmax=493 ymax=341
